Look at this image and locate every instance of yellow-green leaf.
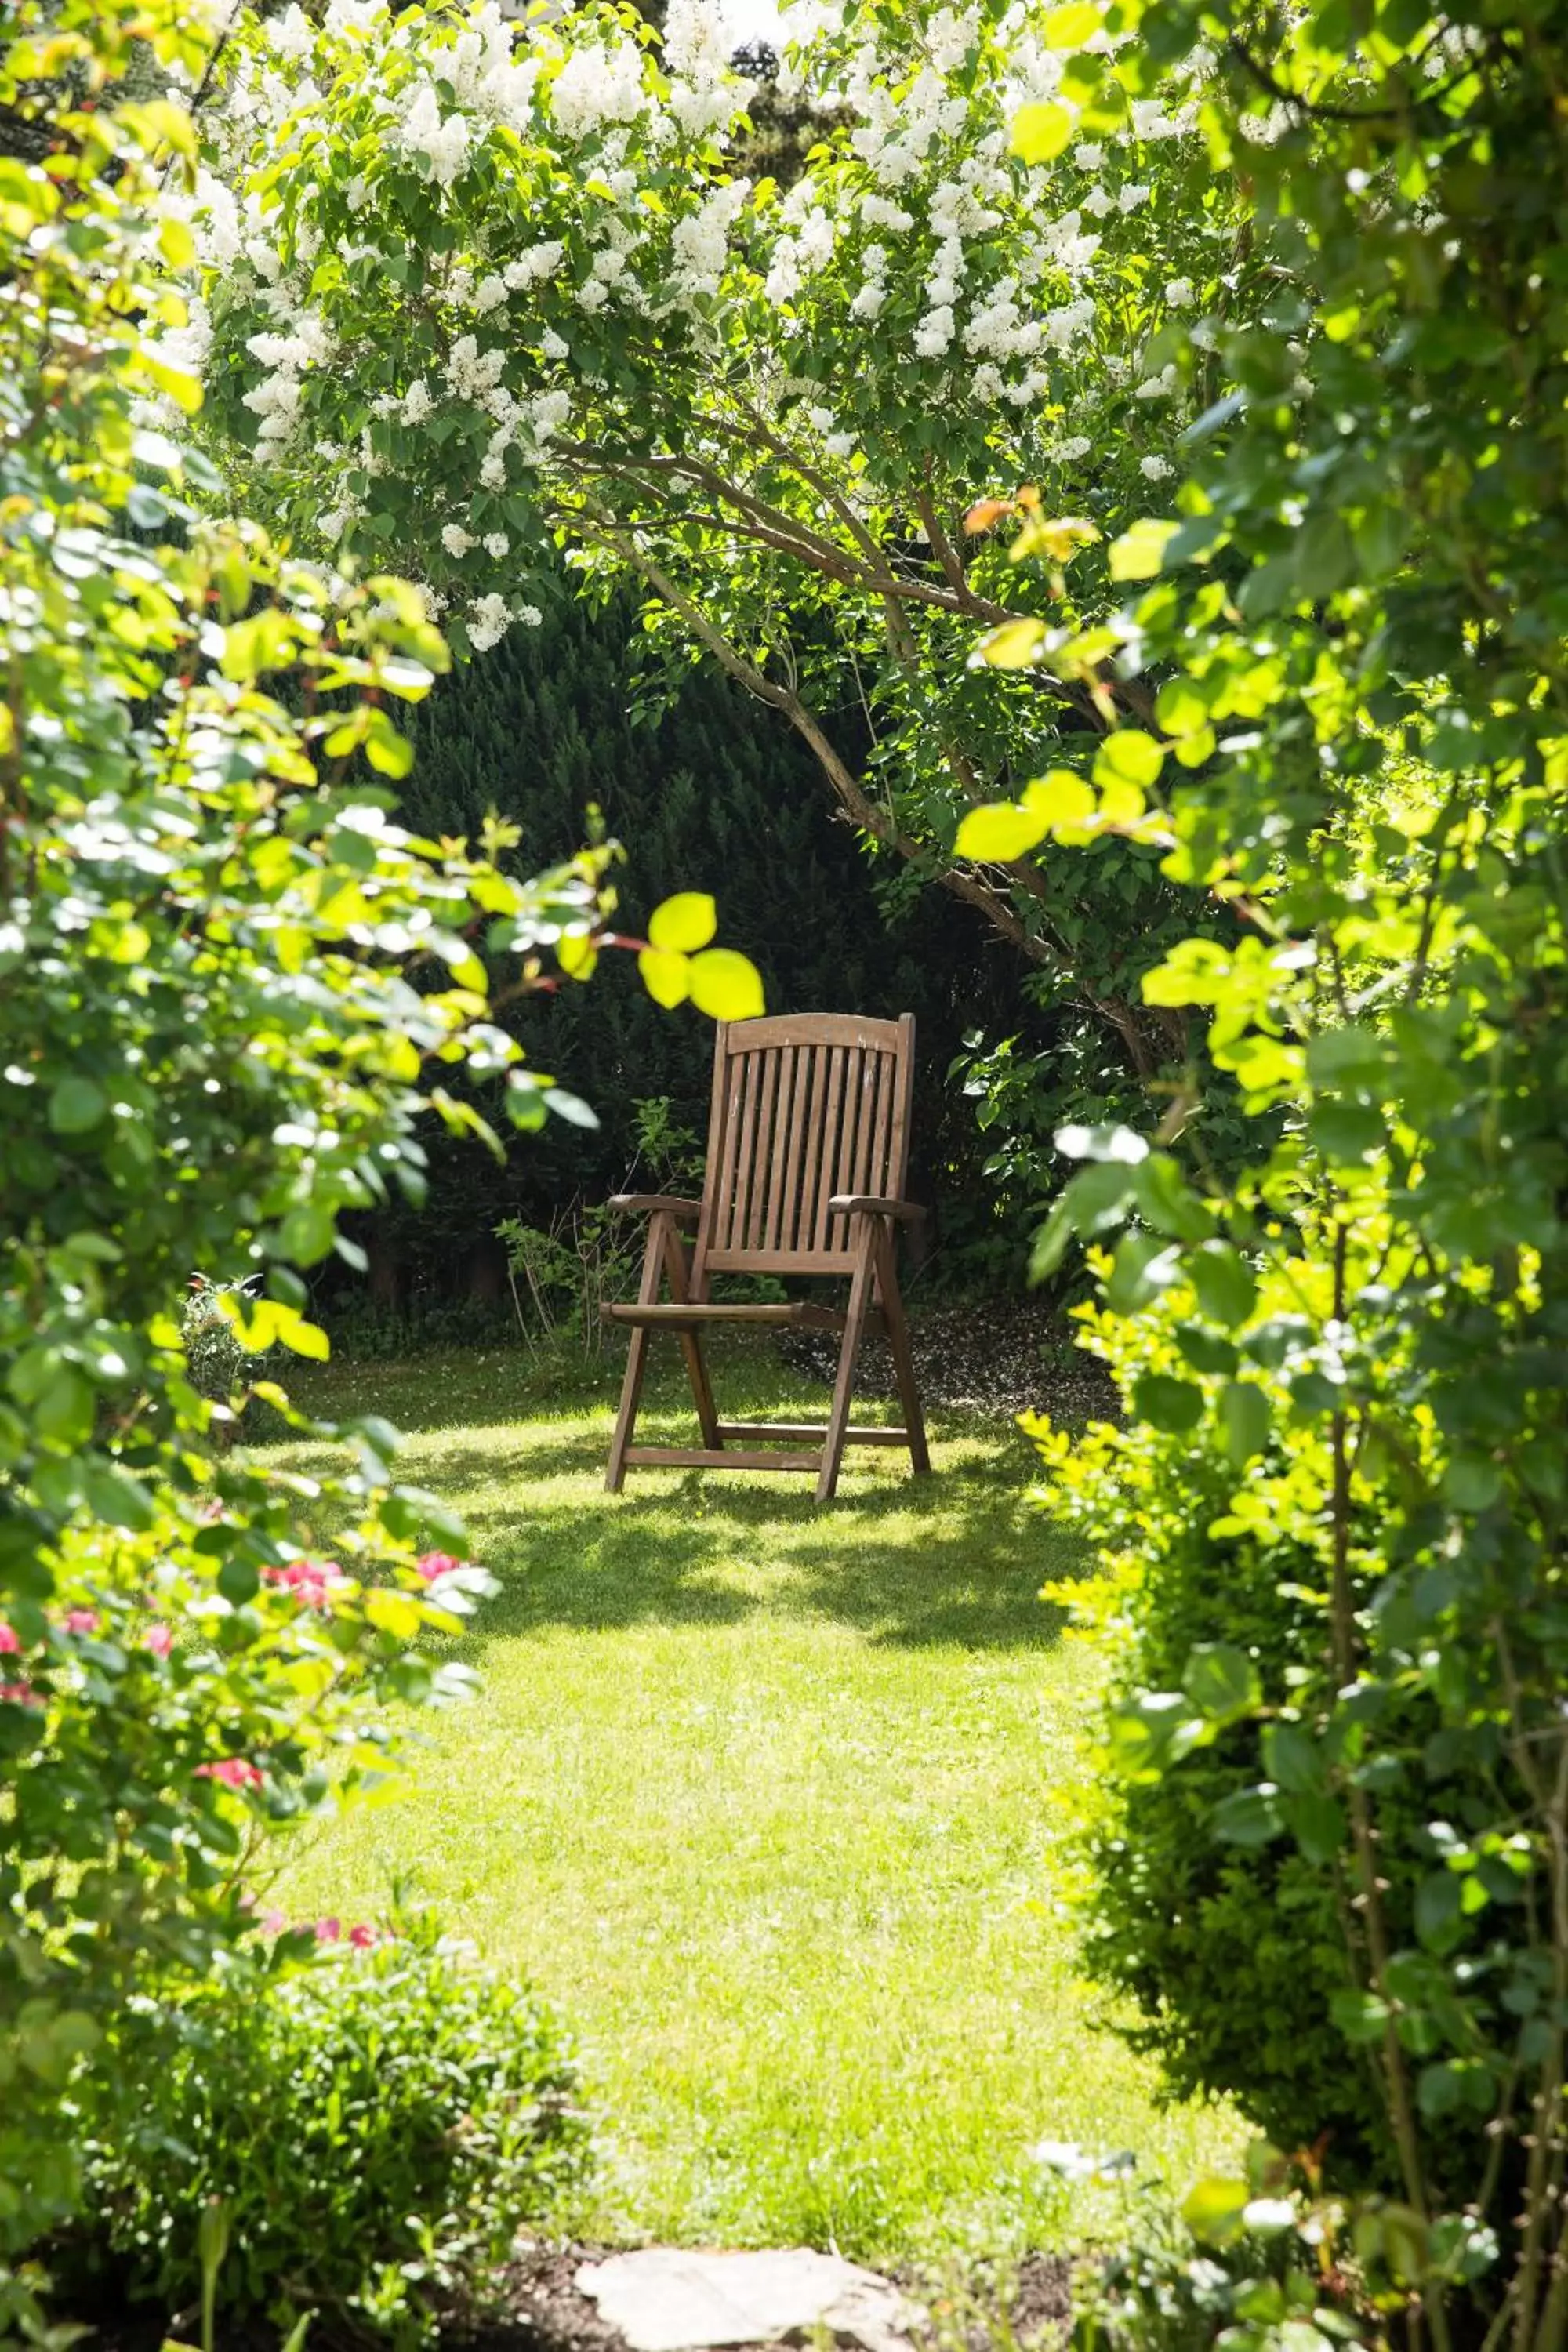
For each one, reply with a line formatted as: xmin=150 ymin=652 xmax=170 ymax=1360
xmin=139 ymin=352 xmax=204 ymax=417
xmin=688 ymin=948 xmax=765 ymax=1021
xmin=954 ymin=803 xmax=1051 ymax=861
xmin=365 ymin=1588 xmax=422 ymax=1641
xmin=1022 ymin=770 xmax=1096 ymax=834
xmin=222 ymin=1296 xmax=331 ymax=1362
xmin=557 ymin=933 xmax=599 ymax=982
xmin=971 ymin=617 xmax=1047 ymax=670
xmin=639 ymin=946 xmax=691 ymax=1008
xmin=1044 ymin=2 xmax=1102 ymax=45
xmin=1109 ymin=518 xmax=1179 ymax=582
xmin=1094 ymin=730 xmax=1165 ymax=791
xmin=1011 ymin=100 xmax=1074 ymax=163
xmin=648 ymin=891 xmax=718 ymax=953
xmin=158 ymin=213 xmax=196 ymax=269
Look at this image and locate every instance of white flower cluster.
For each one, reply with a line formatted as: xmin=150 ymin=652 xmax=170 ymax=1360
xmin=765 ymin=183 xmax=837 ymax=308
xmin=394 ymin=80 xmax=473 ymax=187
xmin=466 ymin=593 xmax=542 ymax=652
xmin=664 ymin=0 xmax=750 ymax=136
xmin=672 ymin=178 xmax=751 ymax=304
xmin=239 ymin=307 xmax=335 ymax=459
xmin=199 ymin=0 xmax=1216 ymax=643
xmin=547 ymin=36 xmax=646 ymax=141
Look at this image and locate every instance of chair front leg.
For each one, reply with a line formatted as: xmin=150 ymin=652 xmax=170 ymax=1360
xmin=816 ymin=1213 xmax=877 ymax=1504
xmin=605 ymin=1210 xmax=676 ymax=1493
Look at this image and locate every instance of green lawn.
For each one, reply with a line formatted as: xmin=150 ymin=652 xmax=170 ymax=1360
xmin=257 ymin=1339 xmax=1234 ymax=2265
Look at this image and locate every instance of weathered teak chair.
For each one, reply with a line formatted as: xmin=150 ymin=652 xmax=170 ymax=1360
xmin=601 ymin=1013 xmax=931 ymax=1503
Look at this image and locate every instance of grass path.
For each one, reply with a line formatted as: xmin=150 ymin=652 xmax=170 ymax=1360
xmin=260 ymin=1342 xmax=1234 ymax=2264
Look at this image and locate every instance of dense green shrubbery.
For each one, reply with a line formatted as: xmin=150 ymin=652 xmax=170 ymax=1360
xmin=73 ymin=1912 xmax=590 ymax=2343
xmin=1035 ymin=1283 xmax=1509 ymax=2201
xmin=0 ymin=0 xmax=751 ymax=2282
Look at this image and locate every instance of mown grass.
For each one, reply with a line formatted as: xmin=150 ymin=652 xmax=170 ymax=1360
xmin=256 ymin=1337 xmax=1235 ymax=2265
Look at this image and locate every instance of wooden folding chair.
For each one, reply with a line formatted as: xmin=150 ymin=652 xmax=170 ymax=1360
xmin=601 ymin=1013 xmax=931 ymax=1504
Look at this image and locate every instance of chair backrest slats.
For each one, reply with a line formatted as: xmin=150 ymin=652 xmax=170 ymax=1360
xmin=812 ymin=1046 xmax=847 ymax=1252
xmin=775 ymin=1049 xmax=804 ymax=1261
xmin=693 ymin=1014 xmax=916 ymax=1285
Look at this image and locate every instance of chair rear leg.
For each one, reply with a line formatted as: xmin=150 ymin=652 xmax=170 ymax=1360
xmin=680 ymin=1329 xmax=720 ymax=1450
xmin=873 ymin=1222 xmax=931 ymax=1476
xmin=816 ymin=1225 xmax=876 ymax=1504
xmin=606 ymin=1208 xmax=676 ymax=1493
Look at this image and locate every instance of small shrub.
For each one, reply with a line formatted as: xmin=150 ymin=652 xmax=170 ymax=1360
xmin=180 ymin=1275 xmax=267 ymax=1410
xmin=73 ymin=1911 xmax=592 ymax=2344
xmin=1069 ymin=2160 xmax=1381 ymax=2352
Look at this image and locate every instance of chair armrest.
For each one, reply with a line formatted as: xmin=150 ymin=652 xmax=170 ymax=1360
xmin=828 ymin=1194 xmax=925 ymax=1222
xmin=607 ymin=1194 xmax=702 ymax=1221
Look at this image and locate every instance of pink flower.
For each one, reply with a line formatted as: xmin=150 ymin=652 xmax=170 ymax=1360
xmin=314 ymin=1916 xmax=342 ymax=1944
xmin=260 ymin=1907 xmax=289 ymax=1936
xmin=0 ymin=1624 xmax=19 ymax=1655
xmin=195 ymin=1757 xmax=264 ymax=1790
xmin=349 ymin=1922 xmax=376 ymax=1949
xmin=416 ymin=1552 xmax=462 ymax=1583
xmin=145 ymin=1623 xmax=174 ymax=1657
xmin=63 ymin=1609 xmax=98 ymax=1635
xmin=264 ymin=1558 xmax=340 ymax=1608
xmin=0 ymin=1681 xmax=39 ymax=1707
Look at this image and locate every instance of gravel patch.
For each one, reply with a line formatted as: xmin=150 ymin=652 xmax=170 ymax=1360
xmin=775 ymin=1297 xmax=1116 ymax=1425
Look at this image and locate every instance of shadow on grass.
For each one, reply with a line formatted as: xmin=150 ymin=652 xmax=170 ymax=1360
xmin=278 ymin=1336 xmax=1081 ymax=1654
xmin=439 ymin=1445 xmax=1072 ymax=1653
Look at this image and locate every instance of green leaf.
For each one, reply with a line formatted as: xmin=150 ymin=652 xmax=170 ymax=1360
xmin=1442 ymin=1457 xmax=1503 ymax=1512
xmin=1414 ymin=1869 xmax=1462 ymax=1948
xmin=1133 ymin=1372 xmax=1204 ymax=1432
xmin=1181 ymin=2176 xmax=1250 ymax=2244
xmin=1184 ymin=1642 xmax=1262 ymax=1722
xmin=648 ymin=892 xmax=717 ymax=953
xmin=1022 ymin=770 xmax=1096 ymax=833
xmin=1188 ymin=1242 xmax=1258 ymax=1329
xmin=971 ymin=617 xmax=1047 ymax=669
xmin=1109 ymin=519 xmax=1179 ymax=581
xmin=1212 ymin=1784 xmax=1284 ymax=1846
xmin=545 ymin=1087 xmax=599 ymax=1129
xmin=1105 ymin=1231 xmax=1183 ymax=1315
xmin=1154 ymin=677 xmax=1210 ymax=739
xmin=49 ymin=1077 xmax=108 ymax=1135
xmin=1308 ymin=1099 xmax=1385 ymax=1163
xmin=1305 ymin=1025 xmax=1388 ymax=1087
xmin=954 ymin=803 xmax=1051 ymax=861
xmin=1282 ymin=1791 xmax=1346 ymax=1863
xmin=638 ymin=947 xmax=690 ymax=1009
xmin=1043 ymin=1 xmax=1102 ymax=42
xmin=1175 ymin=1323 xmax=1238 ymax=1376
xmin=1262 ymin=1721 xmax=1323 ymax=1794
xmin=1219 ymin=1380 xmax=1271 ymax=1467
xmin=1330 ymin=1987 xmax=1392 ymax=2045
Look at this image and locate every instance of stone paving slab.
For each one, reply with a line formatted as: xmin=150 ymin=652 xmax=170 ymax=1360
xmin=574 ymin=2247 xmax=919 ymax=2352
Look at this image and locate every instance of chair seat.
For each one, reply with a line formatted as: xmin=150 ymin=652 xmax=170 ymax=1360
xmin=602 ymin=1300 xmax=866 ymax=1332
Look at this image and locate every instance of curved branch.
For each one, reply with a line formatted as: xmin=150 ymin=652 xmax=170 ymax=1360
xmin=591 ymin=524 xmax=1069 ymax=978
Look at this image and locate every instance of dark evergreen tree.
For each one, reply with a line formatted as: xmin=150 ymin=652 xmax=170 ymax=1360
xmin=326 ymin=596 xmax=1043 ymax=1331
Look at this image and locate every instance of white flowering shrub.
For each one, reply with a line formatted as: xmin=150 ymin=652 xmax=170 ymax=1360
xmin=195 ymin=0 xmax=1251 ymax=1081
